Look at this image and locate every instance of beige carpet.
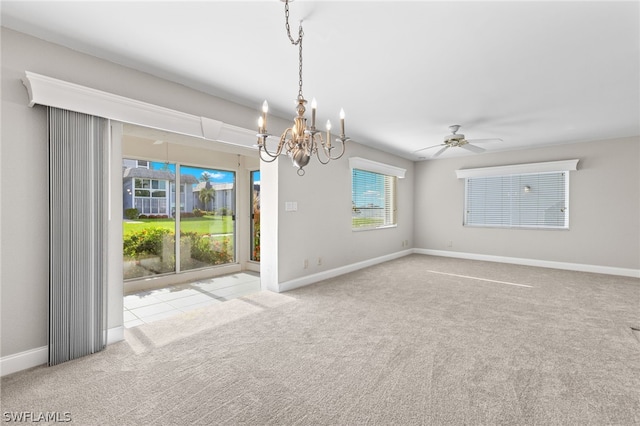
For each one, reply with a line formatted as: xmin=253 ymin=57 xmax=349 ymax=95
xmin=2 ymin=255 xmax=639 ymax=425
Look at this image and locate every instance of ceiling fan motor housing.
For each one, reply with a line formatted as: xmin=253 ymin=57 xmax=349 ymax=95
xmin=445 ymin=133 xmax=466 ymax=146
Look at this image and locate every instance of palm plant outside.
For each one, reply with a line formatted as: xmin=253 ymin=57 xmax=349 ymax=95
xmin=199 ymin=172 xmax=215 ymax=211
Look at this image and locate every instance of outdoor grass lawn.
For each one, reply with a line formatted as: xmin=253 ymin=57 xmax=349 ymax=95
xmin=123 ymin=215 xmax=234 ymax=235
xmin=352 ymin=217 xmax=385 ymax=228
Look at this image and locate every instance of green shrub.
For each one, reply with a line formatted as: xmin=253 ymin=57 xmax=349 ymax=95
xmin=123 ymin=227 xmax=173 ymax=259
xmin=124 ymin=228 xmax=233 ymax=266
xmin=181 ymin=232 xmax=234 ymax=265
xmin=253 ymin=222 xmax=260 ymax=261
xmin=124 ymin=208 xmax=139 ymax=220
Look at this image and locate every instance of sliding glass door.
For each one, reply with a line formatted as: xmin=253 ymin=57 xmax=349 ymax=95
xmin=250 ymin=170 xmax=260 ymax=262
xmin=122 ymin=159 xmax=176 ymax=279
xmin=179 ymin=165 xmax=236 ymax=271
xmin=122 ymin=158 xmax=236 ymax=280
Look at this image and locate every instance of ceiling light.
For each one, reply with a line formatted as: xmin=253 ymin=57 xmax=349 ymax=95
xmin=256 ymin=0 xmax=349 ymax=176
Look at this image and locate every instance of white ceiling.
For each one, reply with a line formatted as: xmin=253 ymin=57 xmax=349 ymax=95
xmin=2 ymin=1 xmax=639 ymax=160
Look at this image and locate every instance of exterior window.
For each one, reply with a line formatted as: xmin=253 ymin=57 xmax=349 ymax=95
xmin=464 ymin=171 xmax=569 ymax=229
xmin=133 ymin=178 xmax=169 ymax=214
xmin=352 ymin=168 xmax=397 ymax=230
xmin=171 ymin=183 xmax=187 ymax=212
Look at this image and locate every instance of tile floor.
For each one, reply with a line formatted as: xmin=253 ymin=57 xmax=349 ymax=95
xmin=123 ymin=271 xmax=261 ymax=328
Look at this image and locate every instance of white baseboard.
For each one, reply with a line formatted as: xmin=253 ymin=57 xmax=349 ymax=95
xmin=278 ymin=249 xmax=413 ymax=292
xmin=414 ymin=249 xmax=640 ymax=279
xmin=278 ymin=248 xmax=638 ymax=294
xmin=0 ymin=346 xmax=47 ymax=377
xmin=3 ymin=250 xmax=634 ymax=377
xmin=107 ymin=326 xmax=124 ymax=345
xmin=1 ymin=326 xmax=126 ymax=377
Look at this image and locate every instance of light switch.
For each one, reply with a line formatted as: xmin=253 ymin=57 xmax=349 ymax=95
xmin=285 ymin=201 xmax=298 ymax=212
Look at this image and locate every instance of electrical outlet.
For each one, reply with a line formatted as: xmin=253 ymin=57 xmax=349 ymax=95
xmin=317 ymin=257 xmax=322 ymax=266
xmin=448 ymin=240 xmax=453 ymax=248
xmin=304 ymin=259 xmax=309 ymax=269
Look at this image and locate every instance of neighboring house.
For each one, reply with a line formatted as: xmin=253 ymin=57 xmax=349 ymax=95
xmin=192 ymin=181 xmax=235 ymax=214
xmin=122 ymin=159 xmax=198 ymax=217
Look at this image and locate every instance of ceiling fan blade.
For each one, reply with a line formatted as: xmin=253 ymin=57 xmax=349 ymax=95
xmin=466 ymin=138 xmax=503 ymax=144
xmin=460 ymin=144 xmax=486 ymax=153
xmin=413 ymin=143 xmax=445 ymax=153
xmin=433 ymin=145 xmax=450 ymax=157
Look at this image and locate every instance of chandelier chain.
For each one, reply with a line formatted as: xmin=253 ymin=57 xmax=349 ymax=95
xmin=284 ymin=0 xmax=304 ymax=100
xmin=256 ymin=0 xmax=348 ymax=175
xmin=298 ymin=40 xmax=303 ymax=99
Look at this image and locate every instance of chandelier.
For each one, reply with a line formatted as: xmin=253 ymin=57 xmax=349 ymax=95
xmin=256 ymin=0 xmax=349 ymax=176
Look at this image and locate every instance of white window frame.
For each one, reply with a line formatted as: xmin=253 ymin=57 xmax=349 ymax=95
xmin=349 ymin=157 xmax=406 ymax=231
xmin=456 ymin=160 xmax=578 ymax=230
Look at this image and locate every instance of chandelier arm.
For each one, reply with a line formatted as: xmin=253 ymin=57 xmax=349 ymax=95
xmin=327 ymin=139 xmax=348 ymax=161
xmin=315 ymin=148 xmax=332 ymax=165
xmin=282 ymin=129 xmax=296 ymax=156
xmin=258 ymin=133 xmax=288 ymax=159
xmin=258 ymin=148 xmax=281 ymax=163
xmin=310 ymin=134 xmax=331 ymax=165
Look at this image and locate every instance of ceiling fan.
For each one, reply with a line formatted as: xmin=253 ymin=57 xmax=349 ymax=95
xmin=414 ymin=125 xmax=503 ymax=158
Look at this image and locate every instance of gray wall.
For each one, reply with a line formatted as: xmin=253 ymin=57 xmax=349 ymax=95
xmin=0 ymin=27 xmax=277 ymax=358
xmin=2 ymin=26 xmax=636 ymax=365
xmin=0 ymin=27 xmax=413 ymax=359
xmin=414 ymin=137 xmax=640 ymax=270
xmin=266 ymin=140 xmax=414 ymax=286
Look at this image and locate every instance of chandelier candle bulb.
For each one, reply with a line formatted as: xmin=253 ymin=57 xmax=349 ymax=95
xmin=262 ymin=100 xmax=269 ymax=132
xmin=340 ymin=108 xmax=345 ymax=136
xmin=326 ymin=120 xmax=332 ymax=148
xmin=258 ymin=116 xmax=264 ymax=134
xmin=311 ymin=98 xmax=317 ymax=129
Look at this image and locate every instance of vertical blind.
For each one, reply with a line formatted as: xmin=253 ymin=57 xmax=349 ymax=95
xmin=465 ymin=171 xmax=568 ymax=229
xmin=352 ymin=169 xmax=397 ymax=229
xmin=49 ymin=107 xmax=108 ymax=366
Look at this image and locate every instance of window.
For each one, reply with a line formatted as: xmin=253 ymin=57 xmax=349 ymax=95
xmin=349 ymin=157 xmax=405 ymax=231
xmin=250 ymin=170 xmax=261 ymax=261
xmin=457 ymin=160 xmax=578 ymax=230
xmin=171 ymin=183 xmax=187 ymax=212
xmin=122 ymin=158 xmax=237 ymax=280
xmin=464 ymin=172 xmax=569 ymax=229
xmin=352 ymin=169 xmax=397 ymax=230
xmin=179 ymin=165 xmax=236 ymax=271
xmin=133 ymin=178 xmax=169 ymax=214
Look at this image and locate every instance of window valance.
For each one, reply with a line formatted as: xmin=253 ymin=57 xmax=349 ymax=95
xmin=455 ymin=159 xmax=579 ymax=179
xmin=348 ymin=157 xmax=406 ymax=178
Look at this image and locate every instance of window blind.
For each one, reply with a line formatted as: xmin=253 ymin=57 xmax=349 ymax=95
xmin=49 ymin=107 xmax=107 ymax=366
xmin=465 ymin=171 xmax=568 ymax=229
xmin=352 ymin=169 xmax=397 ymax=230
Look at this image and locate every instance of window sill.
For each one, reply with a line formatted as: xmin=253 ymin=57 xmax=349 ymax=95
xmin=463 ymin=224 xmax=569 ymax=231
xmin=352 ymin=224 xmax=398 ymax=232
